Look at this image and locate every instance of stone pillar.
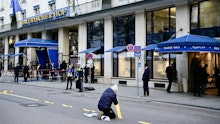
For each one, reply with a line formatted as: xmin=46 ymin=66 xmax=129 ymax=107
xmin=78 ymin=22 xmax=87 ymax=67
xmin=135 ymin=10 xmax=146 ymax=87
xmin=176 ymin=4 xmax=190 ymax=92
xmin=26 ymin=33 xmax=36 ymax=65
xmin=104 ymin=16 xmax=113 ymax=84
xmin=58 ymin=27 xmax=69 ymax=64
xmin=14 ymin=34 xmax=20 ymax=65
xmin=4 ymin=37 xmax=9 ymax=71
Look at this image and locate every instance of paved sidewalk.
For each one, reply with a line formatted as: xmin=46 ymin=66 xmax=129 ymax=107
xmin=1 ymin=78 xmax=220 ymax=110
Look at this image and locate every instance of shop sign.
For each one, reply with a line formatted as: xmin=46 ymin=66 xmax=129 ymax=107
xmin=22 ymin=7 xmax=69 ymax=27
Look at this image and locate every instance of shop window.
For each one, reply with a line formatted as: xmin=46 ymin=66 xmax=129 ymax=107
xmin=113 ymin=15 xmax=135 ymax=78
xmin=21 ymin=10 xmax=26 ymax=19
xmin=87 ymin=20 xmax=104 ymax=76
xmin=48 ymin=0 xmax=56 ymax=11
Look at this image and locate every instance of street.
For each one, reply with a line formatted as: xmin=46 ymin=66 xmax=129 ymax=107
xmin=0 ymin=83 xmax=220 ymax=124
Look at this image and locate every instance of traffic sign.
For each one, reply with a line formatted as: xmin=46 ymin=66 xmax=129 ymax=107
xmin=87 ymin=53 xmax=93 ymax=59
xmin=134 ymin=46 xmax=141 ymax=57
xmin=126 ymin=44 xmax=134 ymax=52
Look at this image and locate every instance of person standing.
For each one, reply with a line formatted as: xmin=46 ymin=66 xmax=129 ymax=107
xmin=23 ymin=64 xmax=29 ymax=82
xmin=66 ymin=65 xmax=75 ymax=90
xmin=91 ymin=64 xmax=95 ymax=83
xmin=98 ymin=84 xmax=118 ymax=120
xmin=142 ymin=63 xmax=150 ymax=96
xmin=14 ymin=63 xmax=20 ymax=82
xmin=192 ymin=62 xmax=202 ymax=96
xmin=84 ymin=65 xmax=89 ymax=83
xmin=166 ymin=64 xmax=173 ymax=93
xmin=36 ymin=63 xmax=41 ymax=80
xmin=75 ymin=63 xmax=84 ymax=92
xmin=60 ymin=60 xmax=67 ymax=82
xmin=201 ymin=64 xmax=209 ymax=95
xmin=214 ymin=67 xmax=220 ymax=96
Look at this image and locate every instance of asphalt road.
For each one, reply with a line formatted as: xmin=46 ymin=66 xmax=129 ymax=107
xmin=0 ymin=83 xmax=220 ymax=124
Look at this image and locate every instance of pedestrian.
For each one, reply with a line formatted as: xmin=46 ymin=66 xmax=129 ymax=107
xmin=97 ymin=84 xmax=118 ymax=121
xmin=91 ymin=64 xmax=95 ymax=83
xmin=23 ymin=64 xmax=29 ymax=82
xmin=14 ymin=63 xmax=20 ymax=82
xmin=60 ymin=60 xmax=67 ymax=81
xmin=66 ymin=65 xmax=75 ymax=90
xmin=142 ymin=63 xmax=150 ymax=96
xmin=192 ymin=60 xmax=202 ymax=97
xmin=166 ymin=64 xmax=173 ymax=93
xmin=214 ymin=67 xmax=220 ymax=96
xmin=36 ymin=63 xmax=41 ymax=80
xmin=75 ymin=63 xmax=84 ymax=92
xmin=201 ymin=64 xmax=209 ymax=95
xmin=84 ymin=65 xmax=89 ymax=83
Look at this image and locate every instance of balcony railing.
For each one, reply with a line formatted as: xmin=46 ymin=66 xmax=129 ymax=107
xmin=0 ymin=0 xmax=144 ymax=33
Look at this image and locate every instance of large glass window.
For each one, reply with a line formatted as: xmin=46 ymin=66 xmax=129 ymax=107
xmin=113 ymin=15 xmax=135 ymax=78
xmin=146 ymin=7 xmax=176 ymax=79
xmin=190 ymin=0 xmax=220 ymax=37
xmin=87 ymin=20 xmax=104 ymax=76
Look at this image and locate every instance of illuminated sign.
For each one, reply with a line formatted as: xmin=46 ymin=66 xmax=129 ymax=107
xmin=22 ymin=7 xmax=69 ymax=27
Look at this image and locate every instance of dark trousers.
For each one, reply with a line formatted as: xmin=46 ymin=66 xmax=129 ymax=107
xmin=194 ymin=83 xmax=201 ymax=96
xmin=14 ymin=73 xmax=19 ymax=82
xmin=167 ymin=79 xmax=172 ymax=92
xmin=23 ymin=72 xmax=28 ymax=82
xmin=66 ymin=77 xmax=73 ymax=90
xmin=76 ymin=79 xmax=83 ymax=92
xmin=98 ymin=107 xmax=116 ymax=119
xmin=143 ymin=80 xmax=149 ymax=95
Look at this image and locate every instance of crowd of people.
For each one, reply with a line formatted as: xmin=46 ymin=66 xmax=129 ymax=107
xmin=12 ymin=60 xmax=96 ymax=93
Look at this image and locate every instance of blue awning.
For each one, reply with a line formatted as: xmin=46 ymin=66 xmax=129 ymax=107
xmin=79 ymin=47 xmax=101 ymax=54
xmin=157 ymin=34 xmax=220 ymax=53
xmin=142 ymin=44 xmax=158 ymax=51
xmin=105 ymin=46 xmax=126 ymax=53
xmin=11 ymin=53 xmax=24 ymax=56
xmin=14 ymin=38 xmax=58 ymax=48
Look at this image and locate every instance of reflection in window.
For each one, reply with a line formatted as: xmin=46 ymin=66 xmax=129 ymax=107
xmin=190 ymin=0 xmax=220 ymax=37
xmin=146 ymin=7 xmax=176 ymax=79
xmin=113 ymin=15 xmax=135 ymax=78
xmin=87 ymin=20 xmax=104 ymax=76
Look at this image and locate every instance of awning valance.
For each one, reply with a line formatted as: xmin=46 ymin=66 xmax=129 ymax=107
xmin=157 ymin=34 xmax=220 ymax=53
xmin=14 ymin=38 xmax=58 ymax=48
xmin=105 ymin=46 xmax=126 ymax=53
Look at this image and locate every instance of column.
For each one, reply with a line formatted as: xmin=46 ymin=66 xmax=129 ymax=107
xmin=176 ymin=4 xmax=190 ymax=92
xmin=4 ymin=37 xmax=9 ymax=71
xmin=104 ymin=16 xmax=113 ymax=84
xmin=135 ymin=10 xmax=146 ymax=86
xmin=14 ymin=34 xmax=20 ymax=65
xmin=78 ymin=22 xmax=87 ymax=67
xmin=26 ymin=33 xmax=36 ymax=65
xmin=58 ymin=27 xmax=69 ymax=64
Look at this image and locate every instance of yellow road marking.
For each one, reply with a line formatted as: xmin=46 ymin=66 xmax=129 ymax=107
xmin=61 ymin=104 xmax=73 ymax=108
xmin=83 ymin=108 xmax=96 ymax=112
xmin=138 ymin=121 xmax=151 ymax=124
xmin=0 ymin=91 xmax=39 ymax=101
xmin=44 ymin=101 xmax=54 ymax=104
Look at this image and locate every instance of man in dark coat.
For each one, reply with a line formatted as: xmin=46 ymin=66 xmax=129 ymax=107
xmin=166 ymin=64 xmax=173 ymax=93
xmin=14 ymin=63 xmax=20 ymax=82
xmin=98 ymin=84 xmax=118 ymax=120
xmin=23 ymin=65 xmax=29 ymax=82
xmin=142 ymin=63 xmax=150 ymax=96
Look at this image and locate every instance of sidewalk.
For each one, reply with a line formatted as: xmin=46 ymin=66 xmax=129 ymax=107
xmin=1 ymin=78 xmax=220 ymax=110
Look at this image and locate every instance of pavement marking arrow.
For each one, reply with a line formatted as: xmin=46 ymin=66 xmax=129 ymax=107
xmin=138 ymin=121 xmax=151 ymax=124
xmin=83 ymin=108 xmax=96 ymax=112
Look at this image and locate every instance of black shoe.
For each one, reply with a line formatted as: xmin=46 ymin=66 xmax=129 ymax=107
xmin=78 ymin=91 xmax=83 ymax=92
xmin=66 ymin=88 xmax=68 ymax=90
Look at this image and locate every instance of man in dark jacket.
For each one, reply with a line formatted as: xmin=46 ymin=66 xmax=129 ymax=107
xmin=98 ymin=84 xmax=118 ymax=120
xmin=142 ymin=63 xmax=150 ymax=96
xmin=14 ymin=63 xmax=20 ymax=82
xmin=166 ymin=64 xmax=173 ymax=93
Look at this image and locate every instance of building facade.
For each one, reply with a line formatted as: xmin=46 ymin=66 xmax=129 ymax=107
xmin=0 ymin=0 xmax=220 ymax=93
